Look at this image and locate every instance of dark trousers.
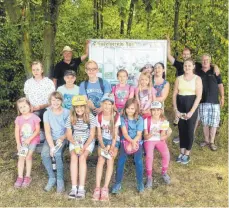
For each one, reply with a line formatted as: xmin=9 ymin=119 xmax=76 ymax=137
xmin=177 ymin=95 xmax=198 ymax=150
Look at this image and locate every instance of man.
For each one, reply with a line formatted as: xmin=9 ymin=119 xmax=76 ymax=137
xmin=53 ymin=40 xmax=89 ymax=88
xmin=197 ymin=54 xmax=224 ymax=151
xmin=79 ymin=60 xmax=111 ymax=115
xmin=167 ymin=36 xmax=220 ymax=143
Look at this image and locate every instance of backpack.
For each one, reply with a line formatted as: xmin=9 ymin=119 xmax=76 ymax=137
xmin=97 ymin=111 xmax=120 ymax=126
xmin=84 ymin=77 xmax=104 ymax=96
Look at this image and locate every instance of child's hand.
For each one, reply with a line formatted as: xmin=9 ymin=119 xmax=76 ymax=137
xmin=105 ymin=145 xmax=110 ymax=152
xmin=24 ymin=138 xmax=31 ymax=145
xmin=50 ymin=147 xmax=55 ymax=157
xmin=109 ymin=147 xmax=114 ymax=157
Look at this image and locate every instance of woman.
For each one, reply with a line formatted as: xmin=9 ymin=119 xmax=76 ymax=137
xmin=153 ymin=62 xmax=170 ymax=102
xmin=24 ymin=61 xmax=55 ymax=141
xmin=173 ymin=58 xmax=202 ymax=164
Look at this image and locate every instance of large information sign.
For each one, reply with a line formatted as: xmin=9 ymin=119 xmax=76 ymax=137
xmin=89 ymin=39 xmax=167 ymax=85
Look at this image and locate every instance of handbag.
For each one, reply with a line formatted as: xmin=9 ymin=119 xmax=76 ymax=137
xmin=122 ymin=118 xmax=139 ymax=155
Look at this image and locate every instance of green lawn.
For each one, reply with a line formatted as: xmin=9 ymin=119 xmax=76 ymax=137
xmin=0 ymin=114 xmax=227 ymax=207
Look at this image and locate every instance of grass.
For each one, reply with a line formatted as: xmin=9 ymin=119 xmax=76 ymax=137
xmin=0 ymin=110 xmax=228 ymax=207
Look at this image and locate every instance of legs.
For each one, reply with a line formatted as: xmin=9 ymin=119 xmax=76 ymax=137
xmin=70 ymin=151 xmax=79 ymax=187
xmin=134 ymin=145 xmax=144 ymax=192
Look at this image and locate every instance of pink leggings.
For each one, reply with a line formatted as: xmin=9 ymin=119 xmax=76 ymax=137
xmin=144 ymin=140 xmax=170 ymax=176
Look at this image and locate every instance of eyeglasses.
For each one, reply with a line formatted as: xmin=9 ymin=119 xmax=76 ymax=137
xmin=86 ymin=68 xmax=98 ymax=72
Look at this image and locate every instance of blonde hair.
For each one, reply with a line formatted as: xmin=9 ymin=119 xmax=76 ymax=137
xmin=138 ymin=72 xmax=152 ymax=91
xmin=85 ymin=60 xmax=98 ymax=69
xmin=16 ymin=97 xmax=31 ymax=115
xmin=122 ymin=98 xmax=140 ymax=120
xmin=48 ymin=91 xmax=63 ymax=105
xmin=70 ymin=105 xmax=90 ymax=125
xmin=31 ymin=60 xmax=44 ymax=77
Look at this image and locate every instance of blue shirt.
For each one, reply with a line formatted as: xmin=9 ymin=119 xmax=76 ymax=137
xmin=120 ymin=116 xmax=144 ymax=140
xmin=79 ymin=78 xmax=111 ymax=108
xmin=43 ymin=108 xmax=69 ymax=140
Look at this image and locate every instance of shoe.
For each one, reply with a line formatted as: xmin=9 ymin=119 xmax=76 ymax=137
xmin=200 ymin=141 xmax=209 ymax=147
xmin=210 ymin=143 xmax=217 ymax=151
xmin=176 ymin=154 xmax=184 ymax=163
xmin=57 ymin=179 xmax=65 ymax=193
xmin=100 ymin=187 xmax=109 ymax=201
xmin=181 ymin=155 xmax=190 ymax=164
xmin=145 ymin=177 xmax=152 ymax=188
xmin=111 ymin=183 xmax=121 ymax=194
xmin=92 ymin=187 xmax=101 ymax=201
xmin=14 ymin=177 xmax=23 ymax=188
xmin=137 ymin=183 xmax=144 ymax=193
xmin=173 ymin=137 xmax=180 ymax=144
xmin=162 ymin=173 xmax=171 ymax=184
xmin=76 ymin=189 xmax=86 ymax=199
xmin=44 ymin=178 xmax=56 ymax=192
xmin=68 ymin=188 xmax=77 ymax=199
xmin=21 ymin=176 xmax=32 ymax=187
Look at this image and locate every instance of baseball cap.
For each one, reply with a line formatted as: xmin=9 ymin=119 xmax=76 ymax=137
xmin=101 ymin=94 xmax=115 ymax=104
xmin=62 ymin=46 xmax=73 ymax=53
xmin=72 ymin=95 xmax=87 ymax=106
xmin=150 ymin=101 xmax=163 ymax=109
xmin=64 ymin=70 xmax=76 ymax=77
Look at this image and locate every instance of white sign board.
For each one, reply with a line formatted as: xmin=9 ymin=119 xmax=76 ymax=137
xmin=89 ymin=39 xmax=167 ymax=85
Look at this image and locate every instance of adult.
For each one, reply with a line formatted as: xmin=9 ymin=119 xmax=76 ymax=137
xmin=153 ymin=62 xmax=170 ymax=102
xmin=173 ymin=58 xmax=202 ymax=164
xmin=79 ymin=60 xmax=111 ymax=115
xmin=24 ymin=61 xmax=55 ymax=141
xmin=53 ymin=40 xmax=89 ymax=88
xmin=197 ymin=54 xmax=224 ymax=151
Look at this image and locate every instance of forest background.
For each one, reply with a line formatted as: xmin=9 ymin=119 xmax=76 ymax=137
xmin=0 ymin=0 xmax=228 ymax=207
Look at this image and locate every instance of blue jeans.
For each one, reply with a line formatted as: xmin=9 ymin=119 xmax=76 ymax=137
xmin=115 ymin=142 xmax=144 ymax=189
xmin=41 ymin=140 xmax=66 ymax=181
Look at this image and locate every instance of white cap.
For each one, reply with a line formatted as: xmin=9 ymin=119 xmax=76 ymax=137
xmin=150 ymin=101 xmax=163 ymax=109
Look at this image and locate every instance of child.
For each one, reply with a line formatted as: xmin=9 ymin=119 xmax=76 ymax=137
xmin=14 ymin=97 xmax=41 ymax=188
xmin=134 ymin=64 xmax=154 ymax=86
xmin=112 ymin=98 xmax=144 ymax=194
xmin=41 ymin=91 xmax=69 ymax=193
xmin=92 ymin=94 xmax=120 ymax=201
xmin=135 ymin=72 xmax=156 ymax=119
xmin=57 ymin=70 xmax=79 ymax=110
xmin=65 ymin=95 xmax=96 ymax=199
xmin=112 ymin=69 xmax=135 ymax=113
xmin=144 ymin=101 xmax=172 ymax=188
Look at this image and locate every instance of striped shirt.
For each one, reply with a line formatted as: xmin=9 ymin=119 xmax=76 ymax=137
xmin=65 ymin=113 xmax=96 ymax=142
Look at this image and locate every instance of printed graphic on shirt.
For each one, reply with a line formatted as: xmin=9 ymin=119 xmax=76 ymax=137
xmin=116 ymin=89 xmax=129 ymax=102
xmin=101 ymin=124 xmax=111 ymax=139
xmin=139 ymin=89 xmax=150 ymax=108
xmin=63 ymin=94 xmax=74 ymax=109
xmin=87 ymin=90 xmax=103 ymax=108
xmin=21 ymin=123 xmax=33 ymax=141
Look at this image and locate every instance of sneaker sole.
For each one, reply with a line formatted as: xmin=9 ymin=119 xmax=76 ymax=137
xmin=68 ymin=195 xmax=76 ymax=199
xmin=181 ymin=161 xmax=190 ymax=165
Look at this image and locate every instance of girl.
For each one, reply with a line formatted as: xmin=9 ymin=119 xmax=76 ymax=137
xmin=112 ymin=98 xmax=144 ymax=194
xmin=41 ymin=91 xmax=69 ymax=193
xmin=144 ymin=101 xmax=172 ymax=188
xmin=14 ymin=98 xmax=40 ymax=188
xmin=65 ymin=95 xmax=96 ymax=199
xmin=135 ymin=72 xmax=156 ymax=119
xmin=112 ymin=69 xmax=135 ymax=113
xmin=153 ymin=62 xmax=170 ymax=102
xmin=134 ymin=64 xmax=154 ymax=86
xmin=173 ymin=58 xmax=202 ymax=164
xmin=93 ymin=94 xmax=120 ymax=201
xmin=24 ymin=61 xmax=55 ymax=142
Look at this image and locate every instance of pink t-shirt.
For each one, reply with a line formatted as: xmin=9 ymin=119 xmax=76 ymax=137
xmin=112 ymin=84 xmax=135 ymax=110
xmin=15 ymin=113 xmax=41 ymax=145
xmin=136 ymin=87 xmax=157 ymax=110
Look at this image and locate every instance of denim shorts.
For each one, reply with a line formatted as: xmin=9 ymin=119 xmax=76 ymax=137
xmin=28 ymin=143 xmax=37 ymax=152
xmin=99 ymin=138 xmax=120 ymax=149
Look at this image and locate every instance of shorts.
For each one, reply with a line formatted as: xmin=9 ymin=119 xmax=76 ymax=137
xmin=28 ymin=143 xmax=37 ymax=152
xmin=69 ymin=139 xmax=95 ymax=153
xmin=199 ymin=103 xmax=220 ymax=128
xmin=99 ymin=138 xmax=120 ymax=149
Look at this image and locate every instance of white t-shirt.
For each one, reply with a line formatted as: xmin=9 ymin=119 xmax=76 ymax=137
xmin=144 ymin=119 xmax=166 ymax=141
xmin=96 ymin=114 xmax=121 ymax=141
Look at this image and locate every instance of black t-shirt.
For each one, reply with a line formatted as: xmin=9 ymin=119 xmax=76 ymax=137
xmin=53 ymin=57 xmax=81 ymax=88
xmin=195 ymin=68 xmax=222 ymax=104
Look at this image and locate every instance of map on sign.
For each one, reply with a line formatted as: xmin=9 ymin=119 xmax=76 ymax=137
xmin=89 ymin=39 xmax=167 ymax=85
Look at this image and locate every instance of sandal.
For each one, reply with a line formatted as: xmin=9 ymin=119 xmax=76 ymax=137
xmin=210 ymin=143 xmax=217 ymax=151
xmin=100 ymin=187 xmax=109 ymax=201
xmin=200 ymin=141 xmax=209 ymax=147
xmin=92 ymin=187 xmax=101 ymax=201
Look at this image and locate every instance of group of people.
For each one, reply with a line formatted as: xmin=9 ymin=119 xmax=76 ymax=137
xmin=13 ymin=39 xmax=224 ymax=202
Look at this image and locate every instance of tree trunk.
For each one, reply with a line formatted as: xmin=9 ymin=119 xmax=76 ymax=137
xmin=173 ymin=0 xmax=181 ymax=58
xmin=42 ymin=0 xmax=61 ymax=77
xmin=127 ymin=0 xmax=135 ymax=36
xmin=120 ymin=6 xmax=124 ymax=35
xmin=93 ymin=0 xmax=97 ymax=31
xmin=4 ymin=0 xmax=32 ymax=78
xmin=100 ymin=0 xmax=103 ymax=38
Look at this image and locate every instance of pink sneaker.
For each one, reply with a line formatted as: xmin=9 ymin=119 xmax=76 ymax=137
xmin=21 ymin=176 xmax=32 ymax=187
xmin=14 ymin=177 xmax=23 ymax=188
xmin=100 ymin=187 xmax=109 ymax=201
xmin=92 ymin=187 xmax=101 ymax=201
